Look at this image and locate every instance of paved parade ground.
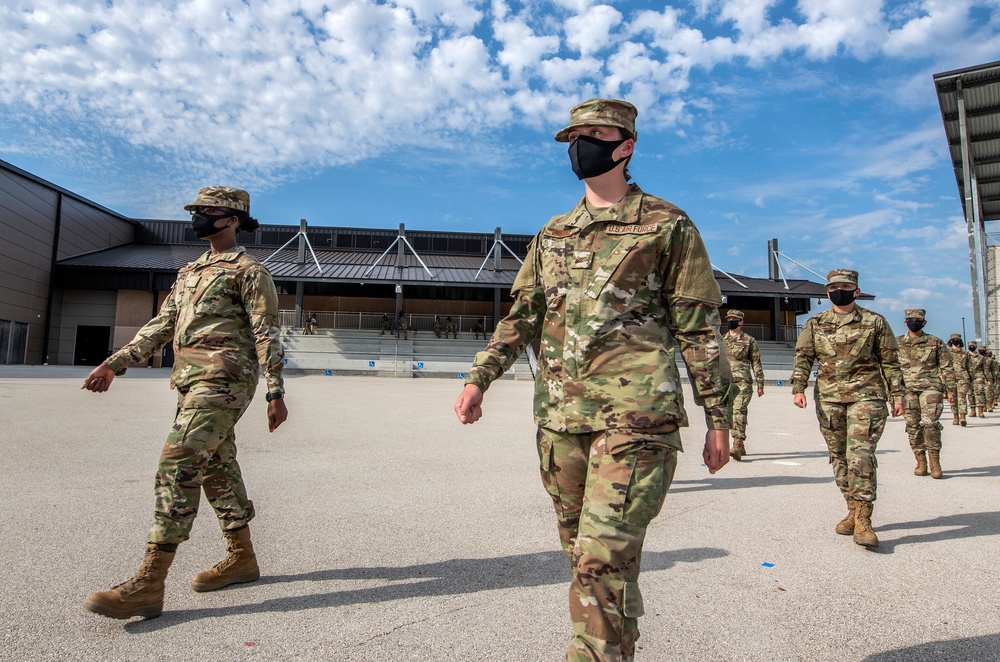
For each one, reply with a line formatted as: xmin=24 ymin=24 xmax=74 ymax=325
xmin=1 ymin=366 xmax=998 ymax=661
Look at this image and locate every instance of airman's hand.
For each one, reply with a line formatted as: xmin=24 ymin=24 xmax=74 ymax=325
xmin=947 ymin=392 xmax=955 ymax=405
xmin=455 ymin=384 xmax=484 ymax=424
xmin=891 ymin=402 xmax=904 ymax=417
xmin=267 ymin=399 xmax=288 ymax=432
xmin=793 ymin=393 xmax=807 ymax=409
xmin=82 ymin=364 xmax=116 ymax=393
xmin=757 ymin=387 xmax=764 ymax=397
xmin=703 ymin=429 xmax=730 ymax=474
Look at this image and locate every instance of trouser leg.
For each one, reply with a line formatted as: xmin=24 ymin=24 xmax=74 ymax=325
xmin=919 ymin=389 xmax=944 ymax=452
xmin=731 ymin=382 xmax=751 ymax=442
xmin=566 ymin=428 xmax=678 ymax=662
xmin=903 ymin=391 xmax=921 ymax=451
xmin=537 ymin=428 xmax=589 ymax=562
xmin=149 ymin=386 xmax=252 ymax=545
xmin=844 ymin=400 xmax=887 ymax=503
xmin=817 ymin=401 xmax=849 ymax=496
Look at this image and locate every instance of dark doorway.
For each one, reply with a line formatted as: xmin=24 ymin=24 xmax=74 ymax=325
xmin=74 ymin=326 xmax=111 ymax=366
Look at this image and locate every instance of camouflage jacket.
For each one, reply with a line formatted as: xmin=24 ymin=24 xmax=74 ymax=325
xmin=968 ymin=352 xmax=986 ymax=380
xmin=466 ymin=184 xmax=734 ymax=435
xmin=723 ymin=331 xmax=764 ymax=385
xmin=105 ymin=246 xmax=285 ymax=394
xmin=985 ymin=356 xmax=998 ymax=382
xmin=949 ymin=347 xmax=971 ymax=383
xmin=790 ymin=305 xmax=903 ymax=404
xmin=895 ymin=332 xmax=955 ymax=393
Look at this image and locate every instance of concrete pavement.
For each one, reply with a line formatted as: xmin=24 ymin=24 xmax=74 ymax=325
xmin=0 ymin=366 xmax=998 ymax=660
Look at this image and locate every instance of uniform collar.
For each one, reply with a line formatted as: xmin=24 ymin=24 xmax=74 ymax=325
xmin=195 ymin=245 xmax=246 ymax=266
xmin=566 ymin=183 xmax=644 ymax=230
xmin=824 ymin=305 xmax=863 ymax=326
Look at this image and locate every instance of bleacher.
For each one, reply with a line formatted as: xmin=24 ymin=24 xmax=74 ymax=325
xmin=281 ymin=329 xmax=796 ymax=382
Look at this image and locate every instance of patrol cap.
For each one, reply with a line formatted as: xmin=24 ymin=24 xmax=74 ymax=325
xmin=725 ymin=309 xmax=744 ymax=320
xmin=826 ymin=269 xmax=859 ymax=287
xmin=183 ymin=186 xmax=250 ymax=214
xmin=904 ymin=309 xmax=926 ymax=320
xmin=555 ymin=98 xmax=638 ymax=143
xmin=950 ymin=334 xmax=962 ymax=341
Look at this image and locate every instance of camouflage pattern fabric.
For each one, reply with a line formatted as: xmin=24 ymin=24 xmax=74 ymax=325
xmin=724 ymin=331 xmax=764 ymax=442
xmin=396 ymin=315 xmax=408 ymax=340
xmin=150 ymin=381 xmax=256 ymax=544
xmin=897 ymin=332 xmax=953 ymax=450
xmin=902 ymin=390 xmax=945 ymax=452
xmin=949 ymin=347 xmax=970 ymax=417
xmin=555 ymin=98 xmax=638 ymax=143
xmin=467 ymin=183 xmax=735 ymax=433
xmin=473 ymin=319 xmax=486 ymax=340
xmin=537 ymin=426 xmax=679 ymax=661
xmin=432 ymin=318 xmax=442 ymax=338
xmin=104 ymin=246 xmax=285 ymax=395
xmin=968 ymin=351 xmax=987 ymax=408
xmin=445 ymin=319 xmax=458 ymax=339
xmin=381 ymin=315 xmax=393 ymax=335
xmin=790 ymin=306 xmax=903 ymax=404
xmin=816 ymin=400 xmax=887 ymax=502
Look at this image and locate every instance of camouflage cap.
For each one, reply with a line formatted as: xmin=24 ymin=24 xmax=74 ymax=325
xmin=183 ymin=186 xmax=250 ymax=213
xmin=554 ymin=98 xmax=638 ymax=143
xmin=950 ymin=334 xmax=963 ymax=340
xmin=826 ymin=269 xmax=858 ymax=287
xmin=904 ymin=309 xmax=926 ymax=320
xmin=725 ymin=309 xmax=744 ymax=320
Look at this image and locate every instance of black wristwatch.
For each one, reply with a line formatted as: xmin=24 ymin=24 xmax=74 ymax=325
xmin=265 ymin=392 xmax=284 ymax=402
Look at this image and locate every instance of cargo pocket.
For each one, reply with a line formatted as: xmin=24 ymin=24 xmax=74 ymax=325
xmin=585 ymin=449 xmax=637 ymax=522
xmin=181 ymin=383 xmax=250 ymax=409
xmin=622 ymin=581 xmax=644 ymax=618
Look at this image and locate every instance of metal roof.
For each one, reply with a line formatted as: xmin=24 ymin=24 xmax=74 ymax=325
xmin=934 ymin=60 xmax=1000 ymax=223
xmin=58 ymin=242 xmax=836 ymax=296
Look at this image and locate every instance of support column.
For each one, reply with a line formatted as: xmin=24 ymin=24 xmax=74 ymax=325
xmin=957 ymin=80 xmax=989 ymax=342
xmin=493 ymin=287 xmax=501 ymax=330
xmin=294 ymin=219 xmax=307 ymax=327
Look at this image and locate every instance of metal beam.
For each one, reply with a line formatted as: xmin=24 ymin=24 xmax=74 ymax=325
xmin=957 ymin=79 xmax=990 ymax=342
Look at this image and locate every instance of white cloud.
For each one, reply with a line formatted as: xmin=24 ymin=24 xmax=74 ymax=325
xmin=564 ymin=4 xmax=622 ymax=56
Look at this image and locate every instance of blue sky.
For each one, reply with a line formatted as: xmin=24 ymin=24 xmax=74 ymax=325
xmin=2 ymin=0 xmax=999 ymax=339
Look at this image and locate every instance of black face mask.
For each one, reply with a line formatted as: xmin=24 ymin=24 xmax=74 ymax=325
xmin=829 ymin=289 xmax=856 ymax=306
xmin=727 ymin=320 xmax=741 ymax=330
xmin=906 ymin=320 xmax=924 ymax=333
xmin=191 ymin=212 xmax=231 ymax=238
xmin=568 ymin=135 xmax=628 ymax=180
xmin=969 ymin=345 xmax=978 ymax=352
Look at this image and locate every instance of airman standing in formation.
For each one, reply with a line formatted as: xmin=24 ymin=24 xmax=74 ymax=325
xmin=967 ymin=340 xmax=987 ymax=417
xmin=455 ymin=98 xmax=733 ymax=660
xmin=947 ymin=334 xmax=970 ymax=426
xmin=81 ymin=186 xmax=287 ymax=619
xmin=896 ymin=310 xmax=955 ymax=478
xmin=722 ymin=309 xmax=765 ymax=461
xmin=791 ymin=269 xmax=903 ymax=548
xmin=984 ymin=349 xmax=997 ymax=412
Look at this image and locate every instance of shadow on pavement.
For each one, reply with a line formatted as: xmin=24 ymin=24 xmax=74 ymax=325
xmin=124 ymin=546 xmax=728 ymax=632
xmin=669 ymin=475 xmax=832 ymax=492
xmin=872 ymin=510 xmax=1000 ymax=554
xmin=864 ymin=633 xmax=1000 ymax=661
xmin=944 ymin=464 xmax=1000 ymax=478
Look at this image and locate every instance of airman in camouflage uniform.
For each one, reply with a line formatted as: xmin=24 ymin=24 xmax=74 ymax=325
xmin=723 ymin=310 xmax=765 ymax=461
xmin=81 ymin=186 xmax=287 ymax=620
xmin=396 ymin=311 xmax=409 ymax=340
xmin=380 ymin=313 xmax=393 ymax=335
xmin=432 ymin=316 xmax=442 ymax=338
xmin=791 ymin=269 xmax=903 ymax=548
xmin=947 ymin=334 xmax=970 ymax=426
xmin=445 ymin=316 xmax=458 ymax=339
xmin=967 ymin=341 xmax=987 ymax=417
xmin=473 ymin=318 xmax=487 ymax=340
xmin=896 ymin=310 xmax=955 ymax=478
xmin=455 ymin=99 xmax=734 ymax=661
xmin=984 ymin=349 xmax=997 ymax=411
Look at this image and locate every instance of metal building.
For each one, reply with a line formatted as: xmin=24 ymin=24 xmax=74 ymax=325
xmin=934 ymin=60 xmax=1000 ymax=348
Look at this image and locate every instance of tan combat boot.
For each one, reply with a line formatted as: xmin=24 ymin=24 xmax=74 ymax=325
xmin=729 ymin=439 xmax=746 ymax=461
xmin=978 ymin=406 xmax=985 ymax=417
xmin=85 ymin=544 xmax=175 ymax=619
xmin=952 ymin=412 xmax=959 ymax=425
xmin=913 ymin=450 xmax=928 ymax=476
xmin=191 ymin=526 xmax=260 ymax=592
xmin=960 ymin=413 xmax=967 ymax=427
xmin=853 ymin=502 xmax=879 ymax=548
xmin=928 ymin=450 xmax=943 ymax=479
xmin=835 ymin=497 xmax=856 ymax=535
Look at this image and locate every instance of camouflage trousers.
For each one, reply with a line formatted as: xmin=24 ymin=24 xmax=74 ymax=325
xmin=902 ymin=389 xmax=944 ymax=452
xmin=815 ymin=400 xmax=887 ymax=503
xmin=950 ymin=379 xmax=970 ymax=418
xmin=149 ymin=380 xmax=256 ymax=545
xmin=537 ymin=426 xmax=679 ymax=662
xmin=731 ymin=381 xmax=754 ymax=442
xmin=971 ymin=377 xmax=987 ymax=409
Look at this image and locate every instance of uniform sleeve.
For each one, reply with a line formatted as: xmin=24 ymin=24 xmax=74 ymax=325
xmin=790 ymin=318 xmax=816 ymax=395
xmin=466 ymin=237 xmax=545 ymax=392
xmin=662 ymin=220 xmax=734 ymax=430
xmin=750 ymin=337 xmax=765 ymax=385
xmin=103 ymin=281 xmax=179 ymax=375
xmin=874 ymin=318 xmax=904 ymax=403
xmin=241 ymin=264 xmax=285 ymax=395
xmin=938 ymin=342 xmax=956 ymax=391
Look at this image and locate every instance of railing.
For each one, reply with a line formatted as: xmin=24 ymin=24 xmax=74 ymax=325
xmin=722 ymin=324 xmax=800 ymax=342
xmin=281 ymin=311 xmax=495 ymax=334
